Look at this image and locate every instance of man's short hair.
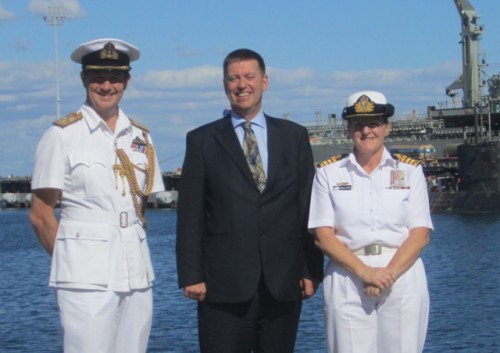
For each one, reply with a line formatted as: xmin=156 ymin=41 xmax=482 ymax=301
xmin=223 ymin=49 xmax=266 ymax=78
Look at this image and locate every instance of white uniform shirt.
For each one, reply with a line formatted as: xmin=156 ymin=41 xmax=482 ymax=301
xmin=308 ymin=147 xmax=433 ymax=251
xmin=32 ymin=104 xmax=165 ymax=291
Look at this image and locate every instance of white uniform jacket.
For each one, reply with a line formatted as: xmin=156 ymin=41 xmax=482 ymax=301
xmin=31 ymin=104 xmax=165 ymax=292
xmin=308 ymin=147 xmax=433 ymax=251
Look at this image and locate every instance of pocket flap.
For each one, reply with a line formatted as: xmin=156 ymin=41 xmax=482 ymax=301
xmin=68 ymin=152 xmax=107 ymax=169
xmin=57 ymin=223 xmax=112 ymax=241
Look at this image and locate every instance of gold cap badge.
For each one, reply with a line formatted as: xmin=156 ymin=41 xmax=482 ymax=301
xmin=354 ymin=95 xmax=375 ymax=114
xmin=99 ymin=42 xmax=119 ymax=61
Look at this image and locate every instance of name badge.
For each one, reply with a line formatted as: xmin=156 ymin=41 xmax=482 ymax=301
xmin=332 ymin=182 xmax=352 ymax=191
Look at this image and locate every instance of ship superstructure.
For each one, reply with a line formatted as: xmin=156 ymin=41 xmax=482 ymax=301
xmin=307 ymin=0 xmax=500 ymax=213
xmin=308 ymin=0 xmax=500 ymax=157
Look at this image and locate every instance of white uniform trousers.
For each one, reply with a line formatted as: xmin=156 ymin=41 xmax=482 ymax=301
xmin=323 ymin=252 xmax=429 ymax=353
xmin=55 ymin=287 xmax=153 ymax=353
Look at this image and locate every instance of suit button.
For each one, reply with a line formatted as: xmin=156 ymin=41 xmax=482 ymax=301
xmin=258 ymin=204 xmax=264 ymax=209
xmin=260 ymin=232 xmax=266 ymax=238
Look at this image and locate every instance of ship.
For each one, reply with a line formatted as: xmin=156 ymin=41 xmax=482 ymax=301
xmin=0 ymin=176 xmax=32 ymax=208
xmin=154 ymin=170 xmax=181 ymax=208
xmin=307 ymin=0 xmax=500 ymax=213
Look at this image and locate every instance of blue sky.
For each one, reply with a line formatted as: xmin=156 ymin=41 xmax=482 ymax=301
xmin=1 ymin=0 xmax=499 ymax=176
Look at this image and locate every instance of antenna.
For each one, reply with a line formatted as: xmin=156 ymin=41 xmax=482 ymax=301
xmin=315 ymin=110 xmax=322 ymax=125
xmin=44 ymin=5 xmax=65 ymax=118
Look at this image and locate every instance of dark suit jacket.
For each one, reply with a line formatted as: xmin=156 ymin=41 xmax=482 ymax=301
xmin=176 ymin=114 xmax=323 ymax=303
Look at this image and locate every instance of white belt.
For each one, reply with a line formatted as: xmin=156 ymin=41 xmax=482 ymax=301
xmin=353 ymin=244 xmax=398 ymax=256
xmin=60 ymin=209 xmax=138 ymax=228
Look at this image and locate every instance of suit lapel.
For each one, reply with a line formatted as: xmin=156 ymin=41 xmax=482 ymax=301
xmin=265 ymin=116 xmax=285 ymax=190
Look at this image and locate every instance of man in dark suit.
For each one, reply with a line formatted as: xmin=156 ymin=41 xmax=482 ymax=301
xmin=176 ymin=48 xmax=324 ymax=353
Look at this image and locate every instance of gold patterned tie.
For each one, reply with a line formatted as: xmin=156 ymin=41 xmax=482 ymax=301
xmin=242 ymin=121 xmax=266 ymax=192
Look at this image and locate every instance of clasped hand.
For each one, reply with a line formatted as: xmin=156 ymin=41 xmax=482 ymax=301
xmin=359 ymin=267 xmax=395 ymax=297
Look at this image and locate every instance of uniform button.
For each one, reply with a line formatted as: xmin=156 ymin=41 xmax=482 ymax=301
xmin=75 ymin=232 xmax=80 ymax=238
xmin=85 ymin=161 xmax=90 ymax=167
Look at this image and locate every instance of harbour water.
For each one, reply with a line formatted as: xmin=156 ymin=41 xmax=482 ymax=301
xmin=1 ymin=209 xmax=499 ymax=352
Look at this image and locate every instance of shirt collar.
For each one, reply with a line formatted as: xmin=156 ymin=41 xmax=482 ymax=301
xmin=346 ymin=147 xmax=394 ymax=170
xmin=230 ymin=110 xmax=267 ymax=130
xmin=381 ymin=147 xmax=397 ymax=167
xmin=81 ymin=103 xmax=131 ymax=134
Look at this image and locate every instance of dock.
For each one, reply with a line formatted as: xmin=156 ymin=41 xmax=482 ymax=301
xmin=1 ymin=172 xmax=181 ymax=209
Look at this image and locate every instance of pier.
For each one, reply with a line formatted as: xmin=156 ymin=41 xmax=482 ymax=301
xmin=1 ymin=172 xmax=181 ymax=209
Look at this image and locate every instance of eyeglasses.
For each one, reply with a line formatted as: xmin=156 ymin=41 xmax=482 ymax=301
xmin=350 ymin=119 xmax=386 ymax=131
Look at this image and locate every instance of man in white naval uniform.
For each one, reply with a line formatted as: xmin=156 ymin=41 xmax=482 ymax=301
xmin=29 ymin=38 xmax=164 ymax=353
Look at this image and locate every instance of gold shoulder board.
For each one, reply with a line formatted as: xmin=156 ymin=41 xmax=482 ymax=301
xmin=317 ymin=153 xmax=348 ymax=168
xmin=129 ymin=118 xmax=149 ymax=133
xmin=392 ymin=153 xmax=421 ymax=166
xmin=52 ymin=112 xmax=83 ymax=127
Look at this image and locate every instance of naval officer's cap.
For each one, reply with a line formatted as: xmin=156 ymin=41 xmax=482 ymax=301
xmin=71 ymin=38 xmax=140 ymax=72
xmin=341 ymin=90 xmax=395 ymax=120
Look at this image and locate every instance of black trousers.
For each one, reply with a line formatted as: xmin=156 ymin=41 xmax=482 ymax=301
xmin=197 ymin=281 xmax=302 ymax=353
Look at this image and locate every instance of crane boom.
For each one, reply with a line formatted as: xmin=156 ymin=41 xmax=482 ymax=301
xmin=449 ymin=0 xmax=484 ymax=108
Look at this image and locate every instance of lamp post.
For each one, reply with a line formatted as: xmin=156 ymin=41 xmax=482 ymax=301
xmin=44 ymin=5 xmax=65 ymax=118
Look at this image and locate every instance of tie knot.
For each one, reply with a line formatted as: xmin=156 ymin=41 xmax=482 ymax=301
xmin=244 ymin=121 xmax=252 ymax=131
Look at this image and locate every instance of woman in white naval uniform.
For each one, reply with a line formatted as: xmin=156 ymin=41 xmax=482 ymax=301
xmin=308 ymin=91 xmax=433 ymax=353
xmin=29 ymin=38 xmax=164 ymax=353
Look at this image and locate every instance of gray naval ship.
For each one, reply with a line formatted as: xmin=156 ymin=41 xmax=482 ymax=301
xmin=307 ymin=0 xmax=500 ymax=213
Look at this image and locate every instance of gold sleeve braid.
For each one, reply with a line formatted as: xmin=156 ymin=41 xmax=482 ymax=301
xmin=114 ymin=131 xmax=156 ymax=229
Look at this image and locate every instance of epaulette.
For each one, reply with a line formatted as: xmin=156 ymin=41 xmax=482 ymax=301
xmin=392 ymin=153 xmax=421 ymax=166
xmin=317 ymin=153 xmax=348 ymax=168
xmin=129 ymin=118 xmax=149 ymax=133
xmin=52 ymin=112 xmax=83 ymax=127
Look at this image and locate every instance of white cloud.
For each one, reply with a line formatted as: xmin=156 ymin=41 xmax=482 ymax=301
xmin=0 ymin=94 xmax=16 ymax=102
xmin=0 ymin=58 xmax=462 ymax=176
xmin=28 ymin=0 xmax=85 ymax=18
xmin=21 ymin=114 xmax=55 ymax=129
xmin=139 ymin=65 xmax=221 ymax=89
xmin=0 ymin=61 xmax=53 ymax=90
xmin=268 ymin=67 xmax=315 ymax=86
xmin=0 ymin=4 xmax=15 ymax=20
xmin=175 ymin=44 xmax=205 ymax=58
